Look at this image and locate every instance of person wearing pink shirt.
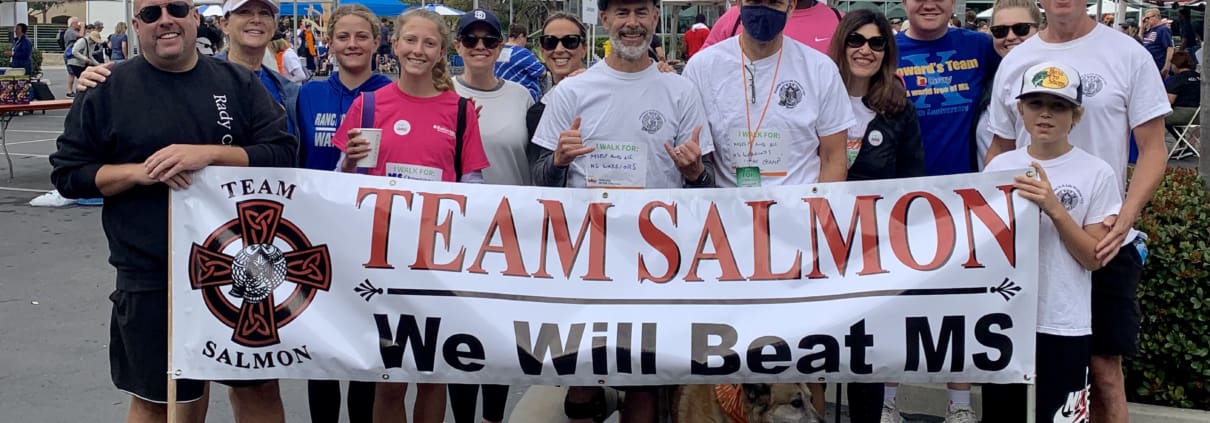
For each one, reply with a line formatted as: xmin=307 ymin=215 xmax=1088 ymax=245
xmin=333 ymin=8 xmax=488 ymax=423
xmin=702 ymin=0 xmax=842 ymax=54
xmin=334 ymin=11 xmax=489 ymax=183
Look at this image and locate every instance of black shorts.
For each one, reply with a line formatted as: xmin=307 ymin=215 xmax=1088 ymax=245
xmin=109 ymin=289 xmax=206 ymax=403
xmin=109 ymin=290 xmax=272 ymax=403
xmin=67 ymin=64 xmax=85 ymax=77
xmin=1091 ymin=238 xmax=1144 ymax=356
xmin=981 ymin=333 xmax=1091 ymax=422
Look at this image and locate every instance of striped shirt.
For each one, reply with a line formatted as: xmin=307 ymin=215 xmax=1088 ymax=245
xmin=494 ymin=44 xmax=546 ymax=102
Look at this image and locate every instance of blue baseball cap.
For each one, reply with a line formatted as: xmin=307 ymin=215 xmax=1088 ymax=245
xmin=456 ymin=9 xmax=502 ymax=38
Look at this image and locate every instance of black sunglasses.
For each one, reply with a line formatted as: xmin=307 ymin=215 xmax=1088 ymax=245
xmin=137 ymin=1 xmax=192 ymax=24
xmin=845 ymin=33 xmax=887 ymax=52
xmin=989 ymin=22 xmax=1037 ymax=38
xmin=459 ymin=35 xmax=502 ymax=49
xmin=539 ymin=34 xmax=584 ymax=50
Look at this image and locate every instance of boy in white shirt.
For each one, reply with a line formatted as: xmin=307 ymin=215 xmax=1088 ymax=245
xmin=982 ymin=62 xmax=1121 ymax=422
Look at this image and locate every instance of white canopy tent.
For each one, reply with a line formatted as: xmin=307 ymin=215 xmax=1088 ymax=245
xmin=975 ymin=0 xmax=1141 ymax=19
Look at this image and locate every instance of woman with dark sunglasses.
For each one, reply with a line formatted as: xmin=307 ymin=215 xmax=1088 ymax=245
xmin=975 ymin=0 xmax=1041 ymax=170
xmin=524 ymin=12 xmax=589 ymax=139
xmin=827 ymin=10 xmax=925 ymax=422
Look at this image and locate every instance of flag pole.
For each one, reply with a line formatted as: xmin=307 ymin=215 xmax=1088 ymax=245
xmin=166 ymin=196 xmax=177 ymax=421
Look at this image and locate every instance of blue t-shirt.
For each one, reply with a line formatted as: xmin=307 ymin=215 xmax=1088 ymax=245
xmin=1143 ymin=25 xmax=1173 ymax=70
xmin=896 ymin=28 xmax=1000 ymax=176
xmin=109 ymin=34 xmax=127 ymax=61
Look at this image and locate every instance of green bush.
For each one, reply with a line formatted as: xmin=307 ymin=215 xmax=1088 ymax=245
xmin=1126 ymin=166 xmax=1210 ymax=410
xmin=0 ymin=43 xmax=42 ymax=76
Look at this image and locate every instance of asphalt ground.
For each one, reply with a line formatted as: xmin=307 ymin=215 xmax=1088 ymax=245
xmin=0 ymin=67 xmax=1197 ymax=422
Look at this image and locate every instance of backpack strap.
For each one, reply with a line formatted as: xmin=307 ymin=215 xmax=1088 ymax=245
xmin=730 ymin=15 xmax=742 ymax=38
xmin=455 ymin=97 xmax=468 ymax=182
xmin=361 ymin=91 xmax=375 ymax=128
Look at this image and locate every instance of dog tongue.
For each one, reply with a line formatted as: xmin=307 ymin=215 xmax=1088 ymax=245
xmin=715 ymin=384 xmax=749 ymax=423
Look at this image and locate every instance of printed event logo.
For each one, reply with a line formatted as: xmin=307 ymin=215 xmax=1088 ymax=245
xmin=777 ymin=80 xmax=803 ymax=109
xmin=1054 ymin=184 xmax=1083 ymax=211
xmin=640 ymin=110 xmax=665 ymax=134
xmin=189 ymin=200 xmax=332 ymax=347
xmin=1080 ymin=73 xmax=1105 ymax=98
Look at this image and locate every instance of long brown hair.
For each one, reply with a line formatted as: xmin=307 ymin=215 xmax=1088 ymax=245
xmin=828 ymin=9 xmax=907 ymax=115
xmin=396 ymin=9 xmax=454 ymax=92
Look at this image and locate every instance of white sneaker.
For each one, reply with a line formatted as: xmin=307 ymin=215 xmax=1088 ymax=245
xmin=944 ymin=402 xmax=979 ymax=423
xmin=28 ymin=190 xmax=74 ymax=207
xmin=880 ymin=400 xmax=903 ymax=423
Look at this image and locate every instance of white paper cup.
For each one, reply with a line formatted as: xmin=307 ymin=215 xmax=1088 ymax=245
xmin=355 ymin=128 xmax=382 ymax=168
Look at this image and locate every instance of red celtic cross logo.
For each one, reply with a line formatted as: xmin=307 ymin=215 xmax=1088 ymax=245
xmin=188 ymin=199 xmax=332 ymax=347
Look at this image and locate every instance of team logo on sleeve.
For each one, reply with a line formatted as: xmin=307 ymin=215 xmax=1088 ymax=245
xmin=1080 ymin=73 xmax=1106 ymax=97
xmin=640 ymin=110 xmax=665 ymax=134
xmin=776 ymin=80 xmax=803 ymax=109
xmin=189 ymin=200 xmax=332 ymax=347
xmin=1054 ymin=184 xmax=1083 ymax=211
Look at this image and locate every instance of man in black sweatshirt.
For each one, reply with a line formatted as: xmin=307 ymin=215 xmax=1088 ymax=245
xmin=49 ymin=0 xmax=296 ymax=421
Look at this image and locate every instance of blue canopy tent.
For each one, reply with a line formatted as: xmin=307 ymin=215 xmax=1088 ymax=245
xmin=340 ymin=0 xmax=412 ymax=16
xmin=278 ymin=0 xmax=410 ymax=17
xmin=278 ymin=1 xmax=332 ymax=15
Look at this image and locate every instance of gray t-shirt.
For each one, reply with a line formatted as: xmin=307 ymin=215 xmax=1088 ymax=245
xmin=63 ymin=28 xmax=80 ymax=48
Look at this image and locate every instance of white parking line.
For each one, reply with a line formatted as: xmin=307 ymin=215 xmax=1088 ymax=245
xmin=10 ymin=152 xmax=49 ymax=158
xmin=0 ymin=186 xmax=49 ymax=193
xmin=8 ymin=130 xmax=62 ymax=134
xmin=6 ymin=138 xmax=55 ymax=146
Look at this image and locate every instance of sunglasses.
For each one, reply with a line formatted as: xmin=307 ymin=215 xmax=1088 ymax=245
xmin=844 ymin=33 xmax=887 ymax=52
xmin=459 ymin=35 xmax=501 ymax=49
xmin=137 ymin=1 xmax=192 ymax=24
xmin=990 ymin=22 xmax=1037 ymax=38
xmin=539 ymin=34 xmax=584 ymax=50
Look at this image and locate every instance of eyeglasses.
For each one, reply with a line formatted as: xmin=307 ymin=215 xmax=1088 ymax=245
xmin=459 ymin=35 xmax=501 ymax=49
xmin=539 ymin=34 xmax=584 ymax=50
xmin=137 ymin=1 xmax=192 ymax=24
xmin=844 ymin=33 xmax=887 ymax=52
xmin=989 ymin=22 xmax=1037 ymax=38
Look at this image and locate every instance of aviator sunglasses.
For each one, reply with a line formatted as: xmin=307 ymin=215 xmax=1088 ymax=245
xmin=137 ymin=1 xmax=192 ymax=24
xmin=539 ymin=35 xmax=585 ymax=50
xmin=845 ymin=33 xmax=887 ymax=52
xmin=990 ymin=22 xmax=1037 ymax=38
xmin=460 ymin=35 xmax=502 ymax=49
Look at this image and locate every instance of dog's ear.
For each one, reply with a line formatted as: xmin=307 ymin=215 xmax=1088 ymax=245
xmin=742 ymin=383 xmax=769 ymax=402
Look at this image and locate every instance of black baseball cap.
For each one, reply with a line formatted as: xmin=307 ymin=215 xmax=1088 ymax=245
xmin=456 ymin=9 xmax=502 ymax=38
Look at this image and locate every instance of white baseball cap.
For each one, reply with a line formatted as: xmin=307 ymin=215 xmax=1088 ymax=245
xmin=223 ymin=0 xmax=279 ymax=15
xmin=1017 ymin=62 xmax=1082 ymax=106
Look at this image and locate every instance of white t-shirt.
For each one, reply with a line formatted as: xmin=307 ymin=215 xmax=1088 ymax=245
xmin=281 ymin=48 xmax=307 ymax=82
xmin=985 ymin=147 xmax=1121 ymax=336
xmin=847 ymin=96 xmax=877 ymax=167
xmin=989 ymin=24 xmax=1171 ymax=191
xmin=682 ymin=37 xmax=854 ymax=187
xmin=975 ymin=109 xmax=992 ymax=171
xmin=453 ymin=77 xmax=535 ymax=186
xmin=533 ymin=61 xmax=714 ymax=189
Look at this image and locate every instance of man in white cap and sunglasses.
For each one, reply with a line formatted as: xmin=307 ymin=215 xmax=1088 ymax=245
xmin=49 ymin=0 xmax=297 ymax=421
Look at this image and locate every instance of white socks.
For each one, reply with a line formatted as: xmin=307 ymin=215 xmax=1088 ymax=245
xmin=884 ymin=386 xmax=897 ymax=405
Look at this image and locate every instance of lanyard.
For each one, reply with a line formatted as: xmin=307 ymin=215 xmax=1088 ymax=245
xmin=740 ymin=45 xmax=783 ymax=157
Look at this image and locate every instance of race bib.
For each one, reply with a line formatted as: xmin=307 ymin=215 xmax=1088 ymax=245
xmin=724 ymin=127 xmax=790 ymax=178
xmin=846 ymin=138 xmax=862 ymax=168
xmin=385 ymin=163 xmax=443 ymax=181
xmin=584 ymin=141 xmax=647 ymax=189
xmin=736 ymin=166 xmax=761 ymax=188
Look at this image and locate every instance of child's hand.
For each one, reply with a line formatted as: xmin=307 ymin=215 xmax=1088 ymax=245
xmin=1014 ymin=162 xmax=1061 ymax=217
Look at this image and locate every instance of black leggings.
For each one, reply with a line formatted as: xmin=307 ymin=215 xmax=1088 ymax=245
xmin=448 ymin=384 xmax=509 ymax=422
xmin=307 ymin=380 xmax=375 ymax=423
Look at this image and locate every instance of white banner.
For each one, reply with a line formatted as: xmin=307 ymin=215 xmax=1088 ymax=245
xmin=171 ymin=167 xmax=1039 ymax=385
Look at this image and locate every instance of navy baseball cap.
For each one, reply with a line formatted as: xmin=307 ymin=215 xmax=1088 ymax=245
xmin=456 ymin=9 xmax=502 ymax=38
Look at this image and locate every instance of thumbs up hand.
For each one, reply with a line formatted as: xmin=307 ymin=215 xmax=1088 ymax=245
xmin=554 ymin=116 xmax=595 ymax=167
xmin=665 ymin=126 xmax=705 ymax=181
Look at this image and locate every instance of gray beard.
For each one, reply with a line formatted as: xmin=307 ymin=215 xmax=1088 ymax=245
xmin=610 ymin=33 xmax=650 ymax=61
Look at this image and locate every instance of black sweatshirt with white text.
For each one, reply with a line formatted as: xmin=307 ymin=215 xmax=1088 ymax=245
xmin=50 ymin=55 xmax=297 ymax=292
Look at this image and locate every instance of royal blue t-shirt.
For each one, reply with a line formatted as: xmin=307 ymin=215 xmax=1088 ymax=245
xmin=896 ymin=28 xmax=1000 ymax=176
